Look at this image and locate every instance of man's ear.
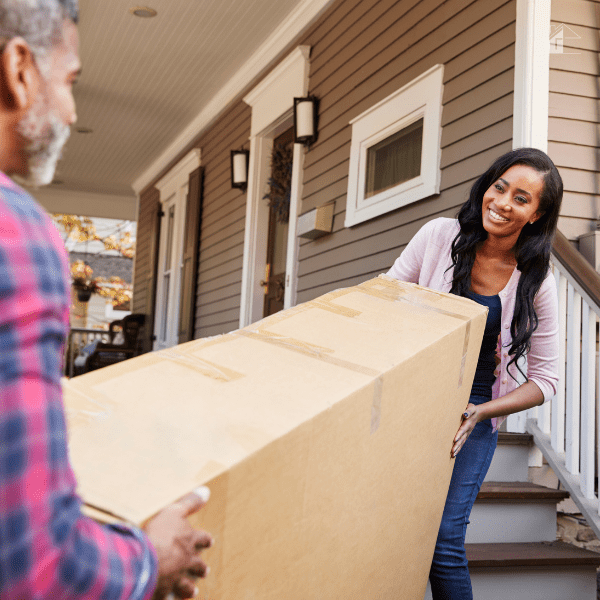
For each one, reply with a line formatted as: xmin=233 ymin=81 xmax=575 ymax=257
xmin=0 ymin=37 xmax=40 ymax=111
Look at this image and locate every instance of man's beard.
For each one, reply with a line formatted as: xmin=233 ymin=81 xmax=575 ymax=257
xmin=13 ymin=91 xmax=70 ymax=188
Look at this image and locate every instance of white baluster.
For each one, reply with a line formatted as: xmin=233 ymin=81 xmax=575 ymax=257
xmin=552 ymin=272 xmax=567 ymax=454
xmin=566 ymin=284 xmax=581 ymax=475
xmin=580 ymin=302 xmax=595 ymax=498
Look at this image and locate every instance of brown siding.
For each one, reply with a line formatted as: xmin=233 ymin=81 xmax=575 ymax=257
xmin=193 ymin=101 xmax=251 ymax=338
xmin=549 ymin=0 xmax=600 ymax=240
xmin=294 ymin=0 xmax=516 ymax=302
xmin=132 ymin=185 xmax=160 ymax=351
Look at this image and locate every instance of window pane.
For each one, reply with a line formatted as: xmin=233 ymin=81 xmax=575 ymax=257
xmin=164 ymin=205 xmax=175 ymax=269
xmin=161 ymin=274 xmax=170 ymax=342
xmin=365 ymin=118 xmax=423 ymax=199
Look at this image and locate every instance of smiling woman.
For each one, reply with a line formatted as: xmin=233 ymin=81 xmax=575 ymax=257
xmin=386 ymin=147 xmax=563 ymax=600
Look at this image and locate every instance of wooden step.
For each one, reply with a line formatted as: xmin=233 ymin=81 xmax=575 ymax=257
xmin=477 ymin=481 xmax=569 ymax=502
xmin=424 ymin=542 xmax=600 ymax=599
xmin=468 ymin=483 xmax=568 ymax=544
xmin=497 ymin=432 xmax=533 ymax=446
xmin=486 ymin=437 xmax=531 ymax=483
xmin=466 ymin=541 xmax=600 ymax=568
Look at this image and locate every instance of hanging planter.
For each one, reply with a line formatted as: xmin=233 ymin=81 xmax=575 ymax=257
xmin=263 ymin=142 xmax=293 ymax=224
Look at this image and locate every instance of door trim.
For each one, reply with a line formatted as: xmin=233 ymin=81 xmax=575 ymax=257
xmin=239 ymin=46 xmax=310 ymax=327
xmin=153 ymin=149 xmax=201 ymax=349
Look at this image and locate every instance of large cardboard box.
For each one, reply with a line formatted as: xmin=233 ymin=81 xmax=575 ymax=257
xmin=63 ymin=275 xmax=487 ymax=600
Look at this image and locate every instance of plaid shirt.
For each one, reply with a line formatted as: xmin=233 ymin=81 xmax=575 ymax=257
xmin=0 ymin=173 xmax=158 ymax=599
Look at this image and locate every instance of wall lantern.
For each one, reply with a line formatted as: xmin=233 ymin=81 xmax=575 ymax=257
xmin=293 ymin=96 xmax=319 ymax=147
xmin=231 ymin=149 xmax=250 ymax=191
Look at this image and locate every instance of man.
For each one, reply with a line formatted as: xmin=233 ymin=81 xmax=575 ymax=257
xmin=0 ymin=1 xmax=212 ymax=598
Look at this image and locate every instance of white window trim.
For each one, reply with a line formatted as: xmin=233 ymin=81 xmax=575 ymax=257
xmin=153 ymin=149 xmax=201 ymax=350
xmin=345 ymin=64 xmax=444 ymax=228
xmin=240 ymin=46 xmax=310 ymax=327
xmin=512 ymin=0 xmax=551 ymax=151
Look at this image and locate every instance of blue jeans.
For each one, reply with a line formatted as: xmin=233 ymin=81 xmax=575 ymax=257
xmin=429 ymin=395 xmax=499 ymax=600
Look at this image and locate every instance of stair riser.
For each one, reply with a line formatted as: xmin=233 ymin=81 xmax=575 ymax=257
xmin=485 ymin=444 xmax=529 ymax=482
xmin=424 ymin=567 xmax=597 ymax=600
xmin=466 ymin=502 xmax=557 ymax=543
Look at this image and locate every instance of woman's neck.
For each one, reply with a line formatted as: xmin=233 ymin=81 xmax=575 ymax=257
xmin=479 ymin=235 xmax=517 ymax=265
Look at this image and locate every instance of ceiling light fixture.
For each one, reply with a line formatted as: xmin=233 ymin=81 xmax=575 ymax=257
xmin=76 ymin=127 xmax=93 ymax=134
xmin=130 ymin=6 xmax=157 ymax=18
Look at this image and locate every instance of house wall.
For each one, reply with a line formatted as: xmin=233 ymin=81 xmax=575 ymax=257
xmin=134 ymin=0 xmax=519 ymax=341
xmin=132 ymin=185 xmax=159 ymax=316
xmin=192 ymin=102 xmax=251 ymax=338
xmin=548 ymin=0 xmax=600 ymax=241
xmin=295 ymin=0 xmax=516 ymax=303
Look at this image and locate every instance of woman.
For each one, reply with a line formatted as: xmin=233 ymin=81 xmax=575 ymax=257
xmin=386 ymin=147 xmax=562 ymax=599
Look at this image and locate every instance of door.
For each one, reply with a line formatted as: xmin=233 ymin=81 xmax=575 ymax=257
xmin=153 ymin=183 xmax=187 ymax=350
xmin=262 ymin=127 xmax=294 ymax=317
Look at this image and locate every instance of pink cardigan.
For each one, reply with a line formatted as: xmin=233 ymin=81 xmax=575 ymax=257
xmin=386 ymin=217 xmax=559 ymax=430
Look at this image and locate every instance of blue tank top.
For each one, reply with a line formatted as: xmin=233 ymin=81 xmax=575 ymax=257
xmin=463 ymin=290 xmax=502 ymax=399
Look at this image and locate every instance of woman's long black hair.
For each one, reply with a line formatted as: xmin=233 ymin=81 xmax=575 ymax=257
xmin=449 ymin=148 xmax=563 ymax=380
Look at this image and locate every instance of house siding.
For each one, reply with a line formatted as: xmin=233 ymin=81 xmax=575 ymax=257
xmin=193 ymin=101 xmax=251 ymax=338
xmin=295 ymin=0 xmax=516 ymax=303
xmin=549 ymin=0 xmax=600 ymax=241
xmin=134 ymin=0 xmax=519 ymax=342
xmin=132 ymin=185 xmax=159 ymax=316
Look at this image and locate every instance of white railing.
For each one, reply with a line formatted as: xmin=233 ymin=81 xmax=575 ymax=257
xmin=510 ymin=253 xmax=600 ymax=538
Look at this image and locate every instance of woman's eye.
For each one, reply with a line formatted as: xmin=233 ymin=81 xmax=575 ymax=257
xmin=516 ymin=196 xmax=527 ymax=204
xmin=495 ymin=184 xmax=503 ymax=192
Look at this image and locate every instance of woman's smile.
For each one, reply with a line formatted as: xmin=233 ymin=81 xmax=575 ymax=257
xmin=488 ymin=207 xmax=509 ymax=223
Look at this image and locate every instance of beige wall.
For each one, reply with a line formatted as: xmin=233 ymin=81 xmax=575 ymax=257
xmin=134 ymin=0 xmax=520 ymax=340
xmin=193 ymin=102 xmax=252 ymax=338
xmin=549 ymin=0 xmax=600 ymax=241
xmin=295 ymin=0 xmax=516 ymax=303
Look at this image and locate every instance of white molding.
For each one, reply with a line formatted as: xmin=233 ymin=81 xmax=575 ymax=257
xmin=153 ymin=154 xmax=194 ymax=350
xmin=34 ymin=187 xmax=137 ymax=220
xmin=244 ymin=46 xmax=311 ymax=137
xmin=239 ymin=135 xmax=273 ymax=327
xmin=513 ymin=0 xmax=551 ymax=151
xmin=132 ymin=0 xmax=335 ymax=194
xmin=239 ymin=46 xmax=311 ymax=327
xmin=345 ymin=64 xmax=444 ymax=228
xmin=155 ymin=149 xmax=201 ymax=198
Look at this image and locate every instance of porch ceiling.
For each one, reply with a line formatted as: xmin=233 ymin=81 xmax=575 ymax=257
xmin=45 ymin=0 xmax=307 ymax=210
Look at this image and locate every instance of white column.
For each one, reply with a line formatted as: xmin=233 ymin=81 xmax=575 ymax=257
xmin=513 ymin=0 xmax=551 ymax=151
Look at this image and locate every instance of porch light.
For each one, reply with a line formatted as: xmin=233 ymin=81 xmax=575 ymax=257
xmin=231 ymin=149 xmax=249 ymax=191
xmin=293 ymin=96 xmax=319 ymax=146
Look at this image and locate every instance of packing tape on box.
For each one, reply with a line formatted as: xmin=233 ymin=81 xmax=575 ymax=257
xmin=234 ymin=329 xmax=381 ymax=378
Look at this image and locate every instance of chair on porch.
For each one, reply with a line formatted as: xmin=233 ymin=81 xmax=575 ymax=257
xmin=72 ymin=313 xmax=146 ymax=376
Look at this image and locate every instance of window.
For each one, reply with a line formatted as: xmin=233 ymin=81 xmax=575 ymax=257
xmin=345 ymin=64 xmax=444 ymax=227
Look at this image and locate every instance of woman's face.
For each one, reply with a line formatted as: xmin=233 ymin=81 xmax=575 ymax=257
xmin=481 ymin=164 xmax=545 ymax=241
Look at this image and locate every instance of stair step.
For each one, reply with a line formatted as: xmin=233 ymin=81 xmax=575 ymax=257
xmin=468 ymin=482 xmax=565 ymax=544
xmin=486 ymin=435 xmax=532 ymax=482
xmin=477 ymin=481 xmax=569 ymax=502
xmin=466 ymin=541 xmax=600 ymax=568
xmin=424 ymin=542 xmax=600 ymax=599
xmin=497 ymin=432 xmax=533 ymax=446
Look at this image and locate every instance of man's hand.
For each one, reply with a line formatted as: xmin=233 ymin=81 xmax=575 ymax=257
xmin=145 ymin=486 xmax=213 ymax=599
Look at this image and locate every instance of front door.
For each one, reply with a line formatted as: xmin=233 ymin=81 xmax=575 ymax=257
xmin=262 ymin=127 xmax=294 ymax=317
xmin=153 ymin=183 xmax=187 ymax=350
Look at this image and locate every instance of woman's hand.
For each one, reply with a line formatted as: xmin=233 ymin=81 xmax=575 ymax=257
xmin=452 ymin=403 xmax=480 ymax=458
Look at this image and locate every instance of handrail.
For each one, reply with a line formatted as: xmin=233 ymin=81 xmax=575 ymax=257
xmin=516 ymin=228 xmax=600 ymax=540
xmin=552 ymin=229 xmax=600 ymax=308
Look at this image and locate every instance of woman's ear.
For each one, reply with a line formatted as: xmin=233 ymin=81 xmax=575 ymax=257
xmin=0 ymin=37 xmax=40 ymax=111
xmin=530 ymin=210 xmax=545 ymax=225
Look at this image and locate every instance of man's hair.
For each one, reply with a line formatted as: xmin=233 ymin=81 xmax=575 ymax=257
xmin=0 ymin=0 xmax=78 ymax=58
